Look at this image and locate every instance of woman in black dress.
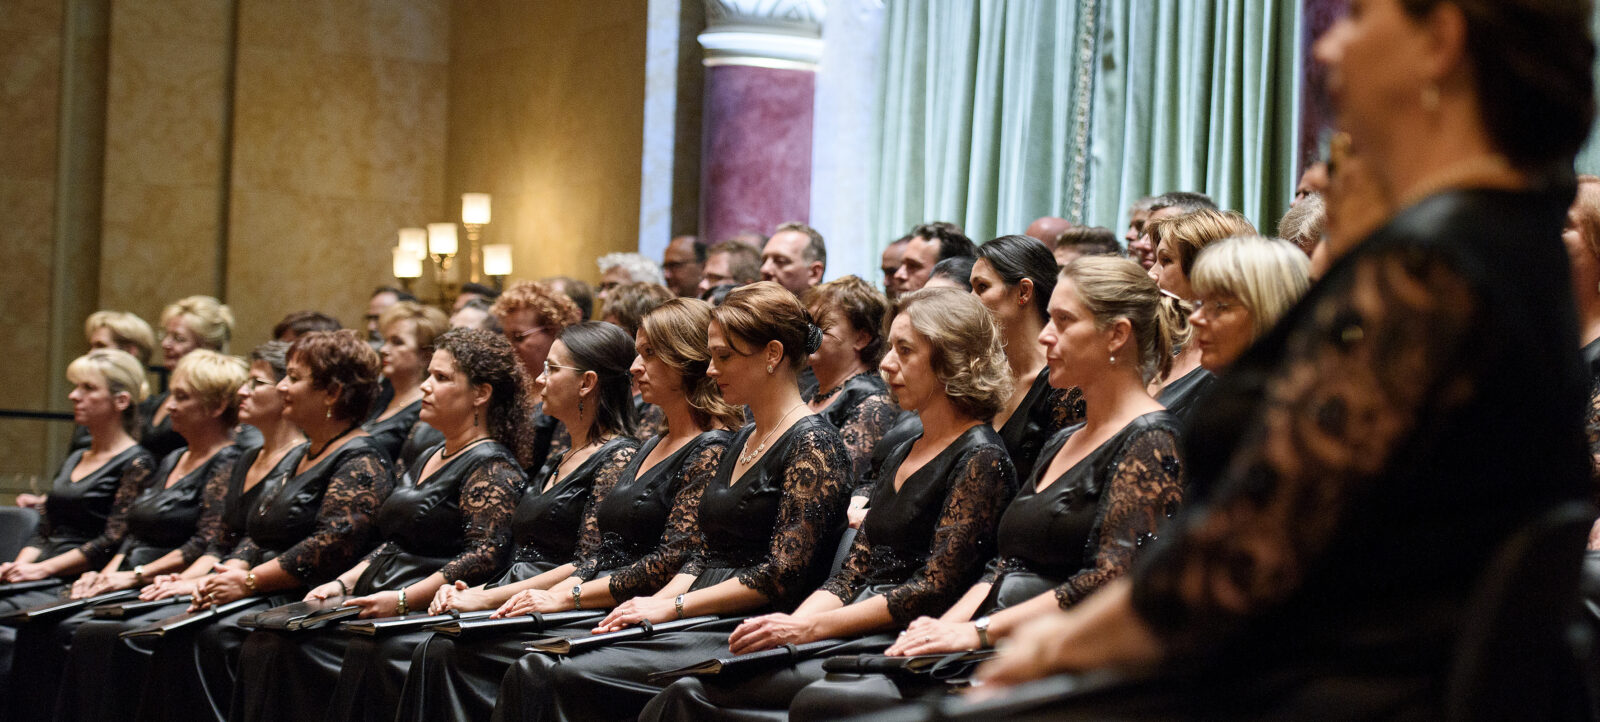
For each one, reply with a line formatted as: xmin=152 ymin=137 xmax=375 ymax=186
xmin=364 ymin=301 xmax=449 ymax=466
xmin=144 ymin=296 xmax=235 ymax=459
xmin=54 ymin=342 xmax=308 ymax=722
xmin=490 ymin=281 xmax=852 ymax=721
xmin=1185 ymin=236 xmax=1311 ymax=375
xmin=230 ymin=328 xmax=532 ymax=721
xmin=135 ymin=331 xmax=392 ymax=722
xmin=958 ymin=1 xmax=1596 ymax=718
xmin=971 ymin=236 xmax=1086 ymax=477
xmin=382 ymin=301 xmax=736 ymax=721
xmin=791 ymin=257 xmax=1189 ymax=719
xmin=0 ymin=350 xmax=155 ymax=593
xmin=800 ymin=276 xmax=899 ymax=525
xmin=1143 ymin=210 xmax=1256 ymax=422
xmin=4 ymin=350 xmax=248 ymax=717
xmin=638 ymin=286 xmax=1019 ymax=721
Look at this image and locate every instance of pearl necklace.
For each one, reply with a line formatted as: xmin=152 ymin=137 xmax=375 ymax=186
xmin=738 ymin=404 xmax=806 ymax=466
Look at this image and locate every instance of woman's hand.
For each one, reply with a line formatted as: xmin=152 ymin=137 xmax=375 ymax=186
xmin=2 ymin=562 xmax=52 ymax=583
xmin=492 ymin=588 xmax=567 ymax=619
xmin=76 ymin=570 xmax=137 ymax=598
xmin=970 ymin=614 xmax=1078 ymax=691
xmin=15 ymin=494 xmax=46 ymax=511
xmin=727 ymin=613 xmax=819 ymax=655
xmin=847 ymin=505 xmax=869 ymax=530
xmin=592 ymin=596 xmax=678 ymax=634
xmin=139 ymin=574 xmax=197 ymax=601
xmin=429 ymin=580 xmax=467 ymax=614
xmin=886 ymin=616 xmax=980 ymax=657
xmin=195 ymin=567 xmax=253 ymax=607
xmin=305 ymin=580 xmax=346 ymax=602
xmin=347 ymin=591 xmax=402 ymax=619
xmin=70 ymin=571 xmax=100 ymax=599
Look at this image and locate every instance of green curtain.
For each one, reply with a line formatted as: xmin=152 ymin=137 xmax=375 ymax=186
xmin=870 ymin=0 xmax=1302 ymax=246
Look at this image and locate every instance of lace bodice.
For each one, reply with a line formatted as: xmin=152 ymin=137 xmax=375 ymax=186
xmin=272 ymin=437 xmax=396 ymax=584
xmin=809 ymin=372 xmax=900 ymax=488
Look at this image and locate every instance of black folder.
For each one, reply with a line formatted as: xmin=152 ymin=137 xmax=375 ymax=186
xmin=0 ymin=589 xmax=140 ymax=625
xmin=425 ymin=609 xmax=603 ymax=637
xmin=0 ymin=579 xmax=66 ymax=596
xmin=91 ymin=595 xmax=192 ymax=618
xmin=646 ymin=639 xmax=845 ymax=682
xmin=119 ymin=596 xmax=267 ymax=638
xmin=819 ymin=650 xmax=998 ymax=676
xmin=339 ymin=609 xmax=495 ymax=636
xmin=523 ymin=615 xmax=718 ymax=655
xmin=235 ymin=596 xmax=360 ymax=631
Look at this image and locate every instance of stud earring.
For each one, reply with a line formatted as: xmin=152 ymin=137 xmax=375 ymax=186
xmin=766 ymin=364 xmax=775 ymax=374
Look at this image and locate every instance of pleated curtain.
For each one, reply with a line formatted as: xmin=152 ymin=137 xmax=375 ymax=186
xmin=870 ymin=0 xmax=1302 ymax=246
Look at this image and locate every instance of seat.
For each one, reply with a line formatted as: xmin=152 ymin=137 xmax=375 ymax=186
xmin=0 ymin=507 xmax=40 ymax=563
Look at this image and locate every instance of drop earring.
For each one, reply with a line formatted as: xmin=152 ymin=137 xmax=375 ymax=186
xmin=1109 ymin=354 xmax=1116 ymax=365
xmin=473 ymin=406 xmax=480 ymax=428
xmin=325 ymin=405 xmax=333 ymax=420
xmin=578 ymin=397 xmax=585 ymax=417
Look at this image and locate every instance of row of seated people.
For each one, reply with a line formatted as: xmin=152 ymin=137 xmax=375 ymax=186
xmin=0 ymin=228 xmax=1314 ymax=721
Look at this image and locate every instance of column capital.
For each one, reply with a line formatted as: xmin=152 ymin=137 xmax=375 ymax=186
xmin=699 ymin=0 xmax=827 ymax=70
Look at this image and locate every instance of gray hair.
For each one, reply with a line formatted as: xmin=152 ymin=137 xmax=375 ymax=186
xmin=597 ymin=253 xmax=665 ymax=286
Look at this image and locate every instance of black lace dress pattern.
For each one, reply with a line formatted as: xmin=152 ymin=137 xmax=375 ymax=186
xmin=264 ymin=437 xmax=396 ymax=585
xmin=363 ymin=400 xmax=422 ymax=466
xmin=573 ymin=430 xmax=731 ymax=600
xmin=117 ymin=445 xmax=243 ymax=568
xmin=635 ymin=396 xmax=667 ymax=442
xmin=354 ymin=441 xmax=524 ymax=593
xmin=822 ymin=424 xmax=1016 ymax=624
xmin=808 ymin=372 xmax=900 ymax=487
xmin=682 ymin=416 xmax=853 ymax=608
xmin=1130 ymin=188 xmax=1593 ymax=682
xmin=981 ymin=412 xmax=1184 ymax=611
xmin=28 ymin=446 xmax=156 ymax=567
xmin=494 ymin=437 xmax=640 ymax=584
xmin=997 ymin=370 xmax=1087 ymax=479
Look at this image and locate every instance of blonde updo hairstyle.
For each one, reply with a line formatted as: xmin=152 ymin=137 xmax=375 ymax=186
xmin=171 ymin=349 xmax=250 ymax=428
xmin=84 ymin=311 xmax=156 ymax=365
xmin=160 ymin=295 xmax=234 ymax=353
xmin=66 ymin=349 xmax=150 ymax=437
xmin=709 ymin=281 xmax=822 ymax=373
xmin=895 ymin=287 xmax=1013 ymax=422
xmin=1059 ymin=256 xmax=1175 ymax=384
xmin=640 ymin=298 xmax=746 ymax=431
xmin=1190 ymin=235 xmax=1312 ymax=338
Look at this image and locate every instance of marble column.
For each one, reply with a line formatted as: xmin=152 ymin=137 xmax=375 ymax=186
xmin=697 ymin=0 xmax=825 ymax=245
xmin=1298 ymin=0 xmax=1346 ymax=173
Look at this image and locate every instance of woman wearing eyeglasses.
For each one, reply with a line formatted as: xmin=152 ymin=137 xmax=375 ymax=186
xmin=1186 ymin=237 xmax=1311 ymax=375
xmin=489 ymin=282 xmax=585 ymax=479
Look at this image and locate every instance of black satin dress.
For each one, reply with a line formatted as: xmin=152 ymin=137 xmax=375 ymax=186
xmin=1154 ymin=366 xmax=1214 ymax=426
xmin=381 ymin=436 xmax=643 ymax=722
xmin=641 ymin=424 xmax=1017 ymax=722
xmin=55 ymin=443 xmax=283 ymax=722
xmin=788 ymin=412 xmax=1187 ymax=720
xmin=810 ymin=372 xmax=900 ymax=485
xmin=136 ymin=437 xmax=392 ymax=722
xmin=490 ymin=416 xmax=852 ymax=722
xmin=363 ymin=399 xmax=422 ymax=465
xmin=231 ymin=440 xmax=520 ymax=722
xmin=3 ymin=444 xmax=242 ymax=722
xmin=398 ymin=421 xmax=445 ymax=475
xmin=996 ymin=370 xmax=1086 ymax=482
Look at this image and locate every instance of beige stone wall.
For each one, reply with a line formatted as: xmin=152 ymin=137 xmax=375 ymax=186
xmin=446 ymin=0 xmax=647 ymax=286
xmin=0 ymin=0 xmax=65 ymax=485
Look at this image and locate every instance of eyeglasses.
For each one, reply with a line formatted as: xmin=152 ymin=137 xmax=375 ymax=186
xmin=1191 ymin=298 xmax=1244 ymax=319
xmin=542 ymin=360 xmax=585 ymax=376
xmin=510 ymin=326 xmax=551 ymax=343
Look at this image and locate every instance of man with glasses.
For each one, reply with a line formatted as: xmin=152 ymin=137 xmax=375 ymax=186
xmin=660 ymin=236 xmax=706 ymax=297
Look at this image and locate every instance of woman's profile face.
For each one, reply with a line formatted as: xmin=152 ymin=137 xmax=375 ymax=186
xmin=379 ymin=320 xmax=423 ymax=382
xmin=1563 ymin=185 xmax=1600 ymax=300
xmin=420 ymin=349 xmax=477 ymax=430
xmin=277 ymin=357 xmax=328 ymax=427
xmin=161 ymin=318 xmax=201 ymax=371
xmin=1189 ymin=292 xmax=1256 ymax=372
xmin=237 ymin=360 xmax=284 ymax=426
xmin=632 ymin=328 xmax=682 ymax=406
xmin=807 ymin=310 xmax=861 ymax=380
xmin=1150 ymin=238 xmax=1194 ymax=300
xmin=1314 ymin=0 xmax=1431 ymax=154
xmin=969 ymin=258 xmax=1023 ymax=329
xmin=534 ymin=340 xmax=584 ymax=423
xmin=879 ymin=314 xmax=938 ymax=413
xmin=68 ymin=369 xmax=121 ymax=428
xmin=1037 ymin=280 xmax=1109 ymax=390
xmin=166 ymin=373 xmax=219 ymax=438
xmin=705 ymin=320 xmax=762 ymax=408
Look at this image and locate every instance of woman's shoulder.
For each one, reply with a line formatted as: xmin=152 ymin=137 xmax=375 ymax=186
xmin=690 ymin=428 xmax=736 ymax=451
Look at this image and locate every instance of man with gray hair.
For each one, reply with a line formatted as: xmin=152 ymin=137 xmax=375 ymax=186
xmin=597 ymin=252 xmax=665 ymax=303
xmin=760 ymin=222 xmax=827 ymax=296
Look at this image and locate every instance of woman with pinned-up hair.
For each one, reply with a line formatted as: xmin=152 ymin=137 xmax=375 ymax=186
xmin=143 ymin=296 xmax=236 ymax=459
xmin=490 ymin=281 xmax=852 ymax=722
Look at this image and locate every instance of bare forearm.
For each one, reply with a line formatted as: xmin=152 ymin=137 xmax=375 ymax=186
xmin=809 ymin=594 xmax=892 ymax=641
xmin=676 ymin=577 xmax=769 ymax=617
xmin=938 ymin=583 xmax=992 ymax=623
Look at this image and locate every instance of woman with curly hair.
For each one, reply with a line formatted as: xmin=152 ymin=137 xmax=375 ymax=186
xmin=229 ymin=328 xmax=531 ymax=721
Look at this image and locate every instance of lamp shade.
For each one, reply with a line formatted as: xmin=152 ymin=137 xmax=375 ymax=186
xmin=392 ymin=247 xmax=423 ymax=278
xmin=427 ymin=223 xmax=458 ymax=256
xmin=397 ymin=227 xmax=427 ymax=259
xmin=461 ymin=193 xmax=491 ymax=225
xmin=483 ymin=244 xmax=513 ymax=276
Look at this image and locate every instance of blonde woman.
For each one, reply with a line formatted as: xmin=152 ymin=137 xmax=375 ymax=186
xmin=146 ymin=296 xmax=236 ymax=458
xmin=1187 ymin=236 xmax=1312 ymax=373
xmin=366 ymin=301 xmax=450 ymax=466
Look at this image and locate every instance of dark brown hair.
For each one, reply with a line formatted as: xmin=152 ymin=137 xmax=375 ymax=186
xmin=802 ymin=276 xmax=888 ymax=366
xmin=433 ymin=328 xmax=536 ymax=467
xmin=287 ymin=330 xmax=381 ymax=423
xmin=711 ymin=281 xmax=820 ymax=372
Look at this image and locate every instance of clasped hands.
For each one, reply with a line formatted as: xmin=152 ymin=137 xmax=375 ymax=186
xmin=69 ymin=569 xmax=139 ymax=599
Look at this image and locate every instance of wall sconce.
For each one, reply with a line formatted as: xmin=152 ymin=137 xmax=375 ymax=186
xmin=398 ymin=227 xmax=428 ymax=263
xmin=392 ymin=246 xmax=422 ymax=293
xmin=483 ymin=243 xmax=513 ymax=290
xmin=461 ymin=193 xmax=491 ymax=283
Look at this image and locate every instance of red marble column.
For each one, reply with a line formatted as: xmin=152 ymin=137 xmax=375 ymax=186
xmin=699 ymin=64 xmax=815 ymax=243
xmin=1299 ymin=0 xmax=1347 ymax=173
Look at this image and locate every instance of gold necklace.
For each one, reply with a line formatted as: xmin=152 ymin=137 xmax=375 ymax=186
xmin=738 ymin=403 xmax=806 ymax=466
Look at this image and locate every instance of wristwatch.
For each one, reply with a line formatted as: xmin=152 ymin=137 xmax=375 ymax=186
xmin=674 ymin=594 xmax=686 ymax=619
xmin=244 ymin=571 xmax=258 ymax=594
xmin=973 ymin=616 xmax=992 ymax=648
xmin=132 ymin=565 xmax=146 ymax=583
xmin=571 ymin=584 xmax=584 ymax=610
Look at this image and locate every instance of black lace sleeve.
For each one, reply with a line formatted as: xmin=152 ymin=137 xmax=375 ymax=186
xmin=227 ymin=535 xmax=263 ymax=566
xmin=570 ymin=443 xmax=641 ymax=581
xmin=1055 ymin=427 xmax=1184 ymax=608
xmin=1585 ymin=382 xmax=1600 ymax=549
xmin=73 ymin=452 xmax=155 ymax=567
xmin=607 ymin=438 xmax=725 ymax=600
xmin=839 ymin=393 xmax=899 ymax=487
xmin=438 ymin=457 xmax=524 ymax=584
xmin=823 ymin=444 xmax=1016 ymax=624
xmin=735 ymin=425 xmax=851 ymax=602
xmin=1129 ymin=245 xmax=1478 ymax=654
xmin=276 ymin=449 xmax=395 ymax=584
xmin=179 ymin=449 xmax=243 ymax=564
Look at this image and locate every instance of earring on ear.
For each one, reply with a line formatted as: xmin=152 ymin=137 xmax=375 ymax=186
xmin=1109 ymin=354 xmax=1116 ymax=365
xmin=767 ymin=364 xmax=775 ymax=374
xmin=578 ymin=397 xmax=585 ymax=417
xmin=473 ymin=406 xmax=480 ymax=428
xmin=325 ymin=405 xmax=333 ymax=420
